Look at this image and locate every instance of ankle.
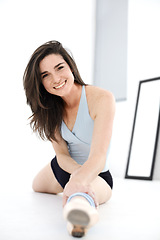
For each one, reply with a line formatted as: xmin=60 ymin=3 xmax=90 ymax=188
xmin=67 ymin=192 xmax=96 ymax=208
xmin=69 ymin=196 xmax=90 ymax=206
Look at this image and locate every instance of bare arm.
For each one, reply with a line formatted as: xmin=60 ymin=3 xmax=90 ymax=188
xmin=63 ymin=89 xmax=115 ymax=205
xmin=51 ymin=131 xmax=81 ymax=174
xmin=73 ymin=90 xmax=115 ymax=183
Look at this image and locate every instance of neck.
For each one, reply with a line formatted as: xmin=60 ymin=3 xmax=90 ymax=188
xmin=62 ymin=83 xmax=82 ymax=109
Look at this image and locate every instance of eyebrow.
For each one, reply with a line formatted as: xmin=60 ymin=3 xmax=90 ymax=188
xmin=40 ymin=62 xmax=65 ymax=75
xmin=54 ymin=62 xmax=65 ymax=69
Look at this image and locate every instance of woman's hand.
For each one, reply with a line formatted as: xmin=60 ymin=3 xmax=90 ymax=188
xmin=62 ymin=176 xmax=98 ymax=208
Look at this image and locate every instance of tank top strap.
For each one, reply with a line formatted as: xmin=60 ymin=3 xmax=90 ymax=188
xmin=72 ymin=85 xmax=90 ymax=133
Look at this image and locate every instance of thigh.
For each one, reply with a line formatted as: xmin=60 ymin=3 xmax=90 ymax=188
xmin=91 ymin=176 xmax=112 ymax=205
xmin=32 ymin=163 xmax=63 ymax=194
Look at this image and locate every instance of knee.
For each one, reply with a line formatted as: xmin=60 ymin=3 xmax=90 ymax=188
xmin=31 ymin=168 xmax=48 ymax=193
xmin=32 ymin=174 xmax=45 ymax=193
xmin=91 ymin=177 xmax=112 ymax=205
xmin=32 ymin=177 xmax=40 ymax=192
xmin=104 ymin=186 xmax=112 ymax=203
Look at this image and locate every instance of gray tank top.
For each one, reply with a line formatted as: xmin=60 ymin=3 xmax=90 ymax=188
xmin=61 ymin=85 xmax=109 ymax=172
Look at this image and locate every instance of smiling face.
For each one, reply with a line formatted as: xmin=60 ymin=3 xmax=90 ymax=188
xmin=39 ymin=54 xmax=75 ymax=97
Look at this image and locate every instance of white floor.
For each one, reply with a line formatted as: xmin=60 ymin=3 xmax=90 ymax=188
xmin=0 ymin=178 xmax=160 ymax=240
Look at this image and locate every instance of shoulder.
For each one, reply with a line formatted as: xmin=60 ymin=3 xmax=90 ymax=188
xmin=85 ymin=85 xmax=114 ymax=101
xmin=85 ymin=85 xmax=115 ymax=120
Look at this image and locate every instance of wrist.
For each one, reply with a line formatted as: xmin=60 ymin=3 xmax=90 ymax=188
xmin=70 ymin=172 xmax=88 ymax=185
xmin=70 ymin=165 xmax=81 ymax=177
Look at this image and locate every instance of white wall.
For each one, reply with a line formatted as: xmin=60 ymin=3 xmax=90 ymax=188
xmin=0 ymin=0 xmax=96 ymax=192
xmin=109 ymin=0 xmax=160 ymax=178
xmin=1 ymin=0 xmax=160 ymax=193
xmin=94 ymin=0 xmax=128 ymax=101
xmin=154 ymin=126 xmax=160 ymax=180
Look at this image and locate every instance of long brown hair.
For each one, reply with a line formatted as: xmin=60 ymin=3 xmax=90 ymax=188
xmin=23 ymin=40 xmax=86 ymax=142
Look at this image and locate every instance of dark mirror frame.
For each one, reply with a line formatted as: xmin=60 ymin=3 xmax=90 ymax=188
xmin=125 ymin=77 xmax=160 ymax=180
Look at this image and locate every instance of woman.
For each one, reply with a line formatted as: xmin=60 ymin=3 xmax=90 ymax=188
xmin=23 ymin=40 xmax=115 ymax=237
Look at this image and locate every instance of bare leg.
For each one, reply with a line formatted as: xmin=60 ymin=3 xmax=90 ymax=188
xmin=32 ymin=163 xmax=112 ymax=236
xmin=32 ymin=163 xmax=63 ymax=194
xmin=63 ymin=177 xmax=112 ymax=237
xmin=91 ymin=176 xmax=112 ymax=205
xmin=32 ymin=163 xmax=112 ymax=204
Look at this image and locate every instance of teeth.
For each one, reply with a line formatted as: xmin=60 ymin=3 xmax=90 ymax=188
xmin=55 ymin=81 xmax=65 ymax=89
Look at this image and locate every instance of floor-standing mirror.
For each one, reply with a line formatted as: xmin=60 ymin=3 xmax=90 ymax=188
xmin=125 ymin=77 xmax=160 ymax=180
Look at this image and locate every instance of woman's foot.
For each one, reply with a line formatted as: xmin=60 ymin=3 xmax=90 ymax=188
xmin=63 ymin=196 xmax=99 ymax=237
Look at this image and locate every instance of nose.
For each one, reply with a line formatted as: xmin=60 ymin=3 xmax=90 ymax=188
xmin=51 ymin=72 xmax=61 ymax=85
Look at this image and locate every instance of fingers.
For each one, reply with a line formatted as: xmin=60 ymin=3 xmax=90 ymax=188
xmin=83 ymin=185 xmax=98 ymax=207
xmin=63 ymin=194 xmax=68 ymax=208
xmin=86 ymin=190 xmax=99 ymax=208
xmin=63 ymin=189 xmax=99 ymax=208
xmin=62 ymin=180 xmax=99 ymax=208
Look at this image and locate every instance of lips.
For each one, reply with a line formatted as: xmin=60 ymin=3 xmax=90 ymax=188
xmin=54 ymin=80 xmax=67 ymax=89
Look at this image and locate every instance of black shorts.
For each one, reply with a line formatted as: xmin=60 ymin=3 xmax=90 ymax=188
xmin=50 ymin=156 xmax=113 ymax=189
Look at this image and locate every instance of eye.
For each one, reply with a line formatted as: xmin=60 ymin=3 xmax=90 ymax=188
xmin=57 ymin=66 xmax=64 ymax=70
xmin=42 ymin=73 xmax=48 ymax=79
